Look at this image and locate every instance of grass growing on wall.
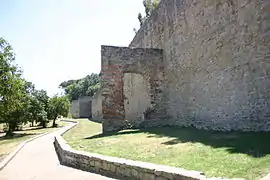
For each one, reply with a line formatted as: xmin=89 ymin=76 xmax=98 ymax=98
xmin=63 ymin=119 xmax=270 ymax=180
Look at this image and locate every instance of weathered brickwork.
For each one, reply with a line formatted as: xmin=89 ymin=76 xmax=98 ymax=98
xmin=125 ymin=0 xmax=270 ymax=132
xmin=101 ymin=46 xmax=165 ymax=132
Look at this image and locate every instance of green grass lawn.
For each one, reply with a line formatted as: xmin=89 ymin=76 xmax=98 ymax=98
xmin=63 ymin=119 xmax=270 ymax=180
xmin=0 ymin=120 xmax=67 ymax=162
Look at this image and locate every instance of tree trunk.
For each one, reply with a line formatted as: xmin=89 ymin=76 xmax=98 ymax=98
xmin=6 ymin=122 xmax=16 ymax=137
xmin=52 ymin=118 xmax=57 ymax=127
xmin=5 ymin=129 xmax=13 ymax=137
xmin=42 ymin=121 xmax=46 ymax=128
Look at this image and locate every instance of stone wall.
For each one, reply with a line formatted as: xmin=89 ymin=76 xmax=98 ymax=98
xmin=70 ymin=100 xmax=79 ymax=118
xmin=92 ymin=89 xmax=102 ymax=122
xmin=101 ymin=46 xmax=165 ymax=132
xmin=123 ymin=73 xmax=152 ymax=127
xmin=127 ymin=0 xmax=270 ymax=131
xmin=78 ymin=96 xmax=92 ymax=118
xmin=70 ymin=96 xmax=92 ymax=118
xmin=54 ymin=131 xmax=208 ymax=180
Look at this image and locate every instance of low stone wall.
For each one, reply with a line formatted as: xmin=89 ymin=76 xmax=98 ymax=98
xmin=54 ymin=137 xmax=206 ymax=180
xmin=54 ymin=123 xmax=242 ymax=180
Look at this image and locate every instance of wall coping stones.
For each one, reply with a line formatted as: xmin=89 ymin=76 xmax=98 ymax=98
xmin=54 ymin=120 xmax=246 ymax=180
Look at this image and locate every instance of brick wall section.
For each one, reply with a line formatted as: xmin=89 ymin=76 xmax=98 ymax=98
xmin=129 ymin=0 xmax=270 ymax=132
xmin=54 ymin=135 xmax=210 ymax=180
xmin=101 ymin=46 xmax=165 ymax=132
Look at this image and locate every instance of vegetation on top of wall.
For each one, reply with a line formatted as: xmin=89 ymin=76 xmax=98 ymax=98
xmin=138 ymin=0 xmax=160 ymax=27
xmin=0 ymin=37 xmax=70 ymax=136
xmin=59 ymin=73 xmax=101 ymax=101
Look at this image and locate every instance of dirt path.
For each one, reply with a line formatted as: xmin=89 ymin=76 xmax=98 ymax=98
xmin=0 ymin=127 xmax=115 ymax=180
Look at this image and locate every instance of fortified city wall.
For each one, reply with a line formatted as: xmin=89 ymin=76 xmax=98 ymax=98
xmin=101 ymin=0 xmax=270 ymax=132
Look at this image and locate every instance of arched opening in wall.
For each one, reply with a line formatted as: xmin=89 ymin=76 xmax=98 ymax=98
xmin=123 ymin=73 xmax=151 ymax=128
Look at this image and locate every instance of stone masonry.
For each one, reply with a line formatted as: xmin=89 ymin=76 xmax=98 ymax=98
xmin=101 ymin=46 xmax=165 ymax=132
xmin=100 ymin=0 xmax=270 ymax=132
xmin=70 ymin=100 xmax=80 ymax=118
xmin=70 ymin=96 xmax=92 ymax=118
xmin=92 ymin=89 xmax=103 ymax=122
xmin=54 ymin=130 xmax=208 ymax=180
xmin=54 ymin=122 xmax=245 ymax=180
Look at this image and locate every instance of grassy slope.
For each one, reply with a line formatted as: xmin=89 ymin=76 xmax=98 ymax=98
xmin=63 ymin=119 xmax=270 ymax=180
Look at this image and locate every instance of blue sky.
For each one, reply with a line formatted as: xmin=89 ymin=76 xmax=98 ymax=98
xmin=0 ymin=0 xmax=144 ymax=96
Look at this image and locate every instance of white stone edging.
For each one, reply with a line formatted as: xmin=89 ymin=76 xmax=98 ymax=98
xmin=0 ymin=131 xmax=51 ymax=171
xmin=54 ymin=120 xmax=247 ymax=180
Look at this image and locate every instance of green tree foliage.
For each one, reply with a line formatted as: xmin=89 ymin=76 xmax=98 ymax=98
xmin=59 ymin=73 xmax=101 ymax=101
xmin=26 ymin=89 xmax=49 ymax=128
xmin=33 ymin=89 xmax=49 ymax=111
xmin=0 ymin=37 xmax=30 ymax=134
xmin=0 ymin=37 xmax=70 ymax=136
xmin=47 ymin=95 xmax=70 ymax=127
xmin=138 ymin=0 xmax=160 ymax=26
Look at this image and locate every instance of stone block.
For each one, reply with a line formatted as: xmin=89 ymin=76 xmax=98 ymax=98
xmin=94 ymin=161 xmax=101 ymax=168
xmin=109 ymin=163 xmax=116 ymax=173
xmin=156 ymin=177 xmax=168 ymax=180
xmin=90 ymin=160 xmax=95 ymax=166
xmin=131 ymin=168 xmax=139 ymax=177
xmin=143 ymin=173 xmax=155 ymax=180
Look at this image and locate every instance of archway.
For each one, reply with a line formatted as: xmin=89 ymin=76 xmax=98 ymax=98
xmin=123 ymin=73 xmax=151 ymax=127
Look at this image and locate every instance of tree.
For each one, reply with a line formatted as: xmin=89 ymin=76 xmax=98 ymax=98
xmin=59 ymin=73 xmax=100 ymax=101
xmin=0 ymin=37 xmax=30 ymax=135
xmin=138 ymin=0 xmax=160 ymax=26
xmin=33 ymin=90 xmax=49 ymax=111
xmin=0 ymin=37 xmax=54 ymax=135
xmin=32 ymin=89 xmax=49 ymax=127
xmin=27 ymin=95 xmax=47 ymax=127
xmin=47 ymin=95 xmax=70 ymax=127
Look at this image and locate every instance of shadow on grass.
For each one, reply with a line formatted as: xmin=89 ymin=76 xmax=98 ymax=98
xmin=0 ymin=133 xmax=36 ymax=140
xmin=20 ymin=124 xmax=63 ymax=131
xmin=85 ymin=126 xmax=270 ymax=158
xmin=88 ymin=119 xmax=102 ymax=124
xmin=21 ymin=126 xmax=45 ymax=131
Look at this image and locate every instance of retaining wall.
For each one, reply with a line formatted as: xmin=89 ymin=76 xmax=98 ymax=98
xmin=54 ymin=121 xmax=244 ymax=180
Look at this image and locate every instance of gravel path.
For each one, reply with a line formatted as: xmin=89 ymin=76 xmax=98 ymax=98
xmin=0 ymin=128 xmax=116 ymax=180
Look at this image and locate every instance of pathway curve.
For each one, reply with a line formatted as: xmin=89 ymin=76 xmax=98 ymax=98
xmin=0 ymin=126 xmax=116 ymax=180
xmin=262 ymin=173 xmax=270 ymax=180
